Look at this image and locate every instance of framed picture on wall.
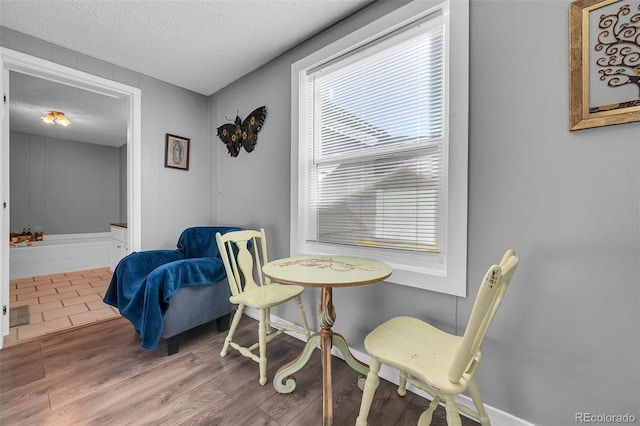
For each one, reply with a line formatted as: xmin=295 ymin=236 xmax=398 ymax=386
xmin=164 ymin=134 xmax=190 ymax=170
xmin=569 ymin=0 xmax=640 ymax=130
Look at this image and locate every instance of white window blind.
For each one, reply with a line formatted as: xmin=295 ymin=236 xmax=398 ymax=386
xmin=304 ymin=19 xmax=445 ymax=253
xmin=292 ymin=0 xmax=468 ymax=295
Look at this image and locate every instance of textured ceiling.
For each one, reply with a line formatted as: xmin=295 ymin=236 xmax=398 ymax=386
xmin=9 ymin=72 xmax=129 ymax=147
xmin=1 ymin=0 xmax=372 ymax=96
xmin=1 ymin=0 xmax=372 ymax=146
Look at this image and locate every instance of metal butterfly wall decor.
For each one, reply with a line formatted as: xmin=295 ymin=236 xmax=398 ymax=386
xmin=216 ymin=106 xmax=267 ymax=157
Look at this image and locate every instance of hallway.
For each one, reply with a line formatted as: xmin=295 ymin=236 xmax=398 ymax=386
xmin=5 ymin=268 xmax=120 ymax=347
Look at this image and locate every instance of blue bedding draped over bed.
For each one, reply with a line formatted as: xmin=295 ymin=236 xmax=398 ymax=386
xmin=104 ymin=226 xmax=240 ymax=350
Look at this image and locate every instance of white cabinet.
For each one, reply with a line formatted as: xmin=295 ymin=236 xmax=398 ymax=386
xmin=110 ymin=224 xmax=129 ymax=271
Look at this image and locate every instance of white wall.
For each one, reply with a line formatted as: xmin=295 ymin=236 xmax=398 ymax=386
xmin=119 ymin=144 xmax=127 ymax=222
xmin=209 ymin=1 xmax=640 ymax=425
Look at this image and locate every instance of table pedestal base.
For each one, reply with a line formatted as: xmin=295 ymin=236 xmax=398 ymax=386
xmin=270 ymin=281 xmax=387 ymax=425
xmin=274 ymin=331 xmax=369 ymax=425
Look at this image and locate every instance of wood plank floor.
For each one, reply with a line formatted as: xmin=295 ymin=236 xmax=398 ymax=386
xmin=1 ymin=314 xmax=479 ymax=425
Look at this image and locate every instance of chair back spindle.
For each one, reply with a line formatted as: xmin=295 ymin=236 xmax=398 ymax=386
xmin=215 ymin=227 xmax=310 ymax=386
xmin=356 ymin=249 xmax=520 ymax=426
xmin=217 ymin=229 xmax=270 ymax=297
xmin=448 ymin=250 xmax=519 ymax=383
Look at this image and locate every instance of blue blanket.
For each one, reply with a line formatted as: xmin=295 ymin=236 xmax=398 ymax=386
xmin=103 ymin=226 xmax=240 ymax=349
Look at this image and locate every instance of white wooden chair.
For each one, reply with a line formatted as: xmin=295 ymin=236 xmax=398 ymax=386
xmin=355 ymin=250 xmax=520 ymax=426
xmin=215 ymin=228 xmax=311 ymax=385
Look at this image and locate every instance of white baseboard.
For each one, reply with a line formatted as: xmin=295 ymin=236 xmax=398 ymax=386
xmin=242 ymin=308 xmax=535 ymax=426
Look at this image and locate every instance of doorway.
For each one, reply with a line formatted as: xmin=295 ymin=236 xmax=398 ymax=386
xmin=0 ymin=48 xmax=142 ymax=348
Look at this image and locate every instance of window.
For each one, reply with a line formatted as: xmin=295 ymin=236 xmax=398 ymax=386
xmin=291 ymin=0 xmax=469 ymax=296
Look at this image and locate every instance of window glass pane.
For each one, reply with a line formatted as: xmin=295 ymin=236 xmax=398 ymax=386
xmin=305 ymin=19 xmax=445 ymax=253
xmin=306 ymin=149 xmax=441 ymax=252
xmin=311 ymin=23 xmax=444 ymax=160
xmin=294 ymin=0 xmax=469 ymax=294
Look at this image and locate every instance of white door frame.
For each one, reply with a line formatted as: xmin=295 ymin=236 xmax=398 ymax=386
xmin=0 ymin=48 xmax=142 ymax=348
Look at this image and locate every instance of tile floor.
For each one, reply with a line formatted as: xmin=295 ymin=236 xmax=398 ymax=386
xmin=5 ymin=267 xmax=121 ymax=347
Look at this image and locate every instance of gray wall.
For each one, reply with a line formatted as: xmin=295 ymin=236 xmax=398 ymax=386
xmin=2 ymin=27 xmax=212 ymax=250
xmin=209 ymin=1 xmax=640 ymax=426
xmin=10 ymin=131 xmax=120 ymax=234
xmin=3 ymin=1 xmax=639 ymax=424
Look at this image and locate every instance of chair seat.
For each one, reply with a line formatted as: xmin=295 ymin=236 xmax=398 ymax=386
xmin=216 ymin=228 xmax=311 ymax=385
xmin=365 ymin=316 xmax=471 ymax=395
xmin=230 ymin=282 xmax=305 ymax=309
xmin=357 ymin=251 xmax=519 ymax=426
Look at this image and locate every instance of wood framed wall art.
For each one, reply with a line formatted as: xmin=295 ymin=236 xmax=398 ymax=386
xmin=164 ymin=134 xmax=190 ymax=170
xmin=569 ymin=0 xmax=640 ymax=130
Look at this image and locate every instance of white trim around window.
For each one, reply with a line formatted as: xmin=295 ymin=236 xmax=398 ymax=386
xmin=290 ymin=0 xmax=469 ymax=296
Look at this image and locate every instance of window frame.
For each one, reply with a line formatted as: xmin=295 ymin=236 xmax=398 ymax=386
xmin=290 ymin=0 xmax=469 ymax=296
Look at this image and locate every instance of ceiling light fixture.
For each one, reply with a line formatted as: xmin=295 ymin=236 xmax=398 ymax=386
xmin=41 ymin=111 xmax=72 ymax=127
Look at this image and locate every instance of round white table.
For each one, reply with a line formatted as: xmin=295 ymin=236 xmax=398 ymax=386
xmin=263 ymin=255 xmax=392 ymax=426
